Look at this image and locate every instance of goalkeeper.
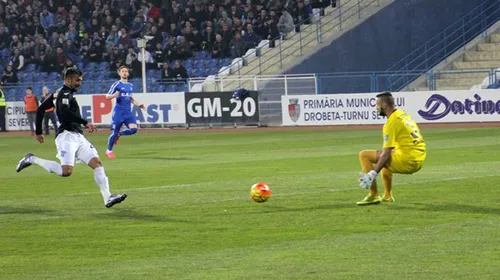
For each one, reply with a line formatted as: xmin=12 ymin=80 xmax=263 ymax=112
xmin=357 ymin=92 xmax=426 ymax=205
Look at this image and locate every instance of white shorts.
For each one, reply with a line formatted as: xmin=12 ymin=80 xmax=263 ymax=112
xmin=55 ymin=130 xmax=99 ymax=166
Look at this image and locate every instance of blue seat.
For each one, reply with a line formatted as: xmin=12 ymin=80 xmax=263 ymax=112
xmin=25 ymin=64 xmax=37 ymax=72
xmin=195 ymin=51 xmax=207 ymax=59
xmin=36 ymin=72 xmax=48 ymax=82
xmin=155 ymin=84 xmax=166 ymax=92
xmin=76 ymin=62 xmax=85 ymax=69
xmin=84 ymin=62 xmax=97 ymax=71
xmin=20 ymin=72 xmax=34 ymax=82
xmin=94 ymin=71 xmax=105 ymax=80
xmin=98 ymin=62 xmax=110 ymax=71
xmin=1 ymin=48 xmax=11 ymax=58
xmin=175 ymin=83 xmax=187 ymax=92
xmin=165 ymin=84 xmax=177 ymax=92
xmin=208 ymin=59 xmax=218 ymax=67
xmin=207 ymin=68 xmax=218 ymax=76
xmin=47 ymin=72 xmax=60 ymax=81
xmin=15 ymin=88 xmax=25 ymax=101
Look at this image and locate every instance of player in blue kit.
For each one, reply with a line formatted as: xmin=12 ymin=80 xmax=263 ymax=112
xmin=105 ymin=65 xmax=145 ymax=159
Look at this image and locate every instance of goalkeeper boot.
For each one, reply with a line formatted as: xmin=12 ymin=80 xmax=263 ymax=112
xmin=356 ymin=194 xmax=382 ymax=206
xmin=382 ymin=196 xmax=395 ymax=202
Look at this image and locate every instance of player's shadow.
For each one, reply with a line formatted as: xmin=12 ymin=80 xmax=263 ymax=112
xmin=95 ymin=208 xmax=190 ymax=223
xmin=222 ymin=203 xmax=355 ymax=216
xmin=0 ymin=206 xmax=55 ymax=215
xmin=390 ymin=203 xmax=500 ymax=215
xmin=125 ymin=156 xmax=193 ymax=161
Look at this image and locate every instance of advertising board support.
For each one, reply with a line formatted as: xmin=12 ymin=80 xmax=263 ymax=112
xmin=184 ymin=91 xmax=260 ymax=128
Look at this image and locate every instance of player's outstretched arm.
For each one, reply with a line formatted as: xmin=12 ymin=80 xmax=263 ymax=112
xmin=131 ymin=97 xmax=145 ymax=110
xmin=34 ymin=93 xmax=55 ymax=142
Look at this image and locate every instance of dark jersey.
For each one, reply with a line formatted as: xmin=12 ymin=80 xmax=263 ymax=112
xmin=35 ymin=85 xmax=88 ymax=136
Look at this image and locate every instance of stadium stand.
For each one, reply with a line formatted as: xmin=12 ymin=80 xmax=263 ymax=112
xmin=0 ymin=0 xmax=338 ymax=100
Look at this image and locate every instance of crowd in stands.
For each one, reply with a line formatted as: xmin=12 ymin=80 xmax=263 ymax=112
xmin=0 ymin=0 xmax=335 ymax=89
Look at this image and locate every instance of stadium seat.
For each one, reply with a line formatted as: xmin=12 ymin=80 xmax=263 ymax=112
xmin=84 ymin=62 xmax=97 ymax=71
xmin=35 ymin=72 xmax=48 ymax=82
xmin=47 ymin=72 xmax=61 ymax=81
xmin=25 ymin=64 xmax=37 ymax=72
xmin=165 ymin=84 xmax=176 ymax=92
xmin=155 ymin=84 xmax=166 ymax=92
xmin=98 ymin=62 xmax=110 ymax=71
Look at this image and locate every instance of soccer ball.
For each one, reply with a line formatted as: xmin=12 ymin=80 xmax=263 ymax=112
xmin=250 ymin=183 xmax=272 ymax=203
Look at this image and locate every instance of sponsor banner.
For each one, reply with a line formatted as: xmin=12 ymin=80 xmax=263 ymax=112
xmin=282 ymin=90 xmax=500 ymax=125
xmin=76 ymin=92 xmax=186 ymax=126
xmin=185 ymin=91 xmax=259 ymax=124
xmin=6 ymin=102 xmax=31 ymax=131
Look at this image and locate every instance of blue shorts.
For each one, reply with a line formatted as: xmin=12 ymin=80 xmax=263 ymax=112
xmin=111 ymin=111 xmax=136 ymax=130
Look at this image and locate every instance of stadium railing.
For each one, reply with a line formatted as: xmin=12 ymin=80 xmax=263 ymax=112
xmin=385 ymin=0 xmax=500 ymax=91
xmin=5 ymin=69 xmax=500 ymax=102
xmin=226 ymin=0 xmax=381 ymax=77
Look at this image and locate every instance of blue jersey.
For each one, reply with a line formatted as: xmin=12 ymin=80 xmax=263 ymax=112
xmin=108 ymin=80 xmax=134 ymax=113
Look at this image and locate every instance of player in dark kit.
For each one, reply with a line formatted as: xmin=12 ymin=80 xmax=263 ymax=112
xmin=15 ymin=69 xmax=127 ymax=208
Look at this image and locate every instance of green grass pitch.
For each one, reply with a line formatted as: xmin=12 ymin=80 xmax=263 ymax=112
xmin=1 ymin=127 xmax=499 ymax=279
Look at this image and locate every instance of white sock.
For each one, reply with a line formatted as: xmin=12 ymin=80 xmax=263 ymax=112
xmin=94 ymin=167 xmax=112 ymax=203
xmin=32 ymin=156 xmax=63 ymax=176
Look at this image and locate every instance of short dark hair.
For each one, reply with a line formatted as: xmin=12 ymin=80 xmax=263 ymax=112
xmin=376 ymin=91 xmax=395 ymax=107
xmin=64 ymin=68 xmax=83 ymax=79
xmin=118 ymin=65 xmax=128 ymax=71
xmin=26 ymin=87 xmax=32 ymax=90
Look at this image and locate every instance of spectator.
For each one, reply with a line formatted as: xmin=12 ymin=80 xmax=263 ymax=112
xmin=172 ymin=60 xmax=189 ymax=79
xmin=168 ymin=23 xmax=180 ymax=38
xmin=293 ymin=1 xmax=311 ymax=25
xmin=242 ymin=24 xmax=260 ymax=49
xmin=165 ymin=37 xmax=179 ymax=61
xmin=278 ymin=9 xmax=294 ymax=38
xmin=137 ymin=48 xmax=155 ymax=69
xmin=202 ymin=25 xmax=216 ymax=51
xmin=157 ymin=17 xmax=167 ymax=33
xmin=41 ymin=86 xmax=58 ymax=135
xmin=118 ymin=28 xmax=132 ymax=49
xmin=66 ymin=23 xmax=79 ymax=41
xmin=185 ymin=25 xmax=201 ymax=51
xmin=80 ymin=32 xmax=93 ymax=57
xmin=177 ymin=36 xmax=192 ymax=60
xmin=125 ymin=47 xmax=136 ymax=65
xmin=212 ymin=34 xmax=228 ymax=58
xmin=129 ymin=15 xmax=145 ymax=38
xmin=40 ymin=6 xmax=55 ymax=34
xmin=10 ymin=48 xmax=25 ymax=71
xmin=38 ymin=53 xmax=55 ymax=73
xmin=145 ymin=25 xmax=163 ymax=50
xmin=153 ymin=43 xmax=166 ymax=69
xmin=230 ymin=32 xmax=245 ymax=58
xmin=48 ymin=31 xmax=60 ymax=48
xmin=33 ymin=37 xmax=48 ymax=64
xmin=87 ymin=39 xmax=104 ymax=62
xmin=160 ymin=62 xmax=175 ymax=82
xmin=63 ymin=59 xmax=78 ymax=74
xmin=0 ymin=25 xmax=10 ymax=50
xmin=0 ymin=82 xmax=5 ymax=132
xmin=109 ymin=47 xmax=125 ymax=66
xmin=128 ymin=54 xmax=142 ymax=78
xmin=2 ymin=65 xmax=19 ymax=84
xmin=63 ymin=39 xmax=79 ymax=62
xmin=24 ymin=87 xmax=38 ymax=136
xmin=54 ymin=47 xmax=67 ymax=73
